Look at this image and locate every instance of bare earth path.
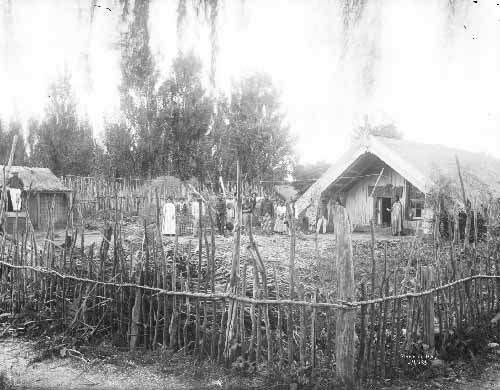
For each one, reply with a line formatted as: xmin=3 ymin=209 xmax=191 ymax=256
xmin=454 ymin=362 xmax=500 ymax=390
xmin=4 ymin=336 xmax=500 ymax=389
xmin=0 ymin=338 xmax=229 ymax=390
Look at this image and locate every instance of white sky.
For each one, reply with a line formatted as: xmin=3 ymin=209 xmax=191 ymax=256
xmin=1 ymin=0 xmax=500 ymax=164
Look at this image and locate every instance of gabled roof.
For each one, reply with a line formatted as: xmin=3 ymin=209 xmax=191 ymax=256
xmin=0 ymin=165 xmax=71 ymax=192
xmin=295 ymin=136 xmax=500 ymax=215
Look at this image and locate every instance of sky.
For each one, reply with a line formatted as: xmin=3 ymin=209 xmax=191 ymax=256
xmin=1 ymin=0 xmax=500 ymax=164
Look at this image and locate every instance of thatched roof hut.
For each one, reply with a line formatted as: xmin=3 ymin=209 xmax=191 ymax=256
xmin=1 ymin=165 xmax=71 ymax=232
xmin=295 ymin=136 xmax=500 ymax=231
xmin=1 ymin=166 xmax=71 ymax=192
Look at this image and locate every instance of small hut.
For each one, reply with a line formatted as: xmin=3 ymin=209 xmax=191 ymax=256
xmin=1 ymin=166 xmax=72 ymax=233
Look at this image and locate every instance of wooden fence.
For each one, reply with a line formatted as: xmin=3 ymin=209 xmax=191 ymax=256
xmin=62 ymin=175 xmax=190 ymax=217
xmin=1 ymin=219 xmax=500 ymax=384
xmin=61 ymin=175 xmax=275 ymax=219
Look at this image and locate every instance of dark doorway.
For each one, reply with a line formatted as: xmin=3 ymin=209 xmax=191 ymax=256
xmin=381 ymin=197 xmax=392 ymax=226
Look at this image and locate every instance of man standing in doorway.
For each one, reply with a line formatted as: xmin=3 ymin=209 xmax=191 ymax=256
xmin=389 ymin=195 xmax=403 ymax=236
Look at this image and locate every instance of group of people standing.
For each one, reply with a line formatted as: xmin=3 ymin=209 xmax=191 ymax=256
xmin=160 ymin=195 xmax=205 ymax=236
xmin=160 ymin=192 xmax=291 ymax=238
xmin=214 ymin=193 xmax=289 ymax=237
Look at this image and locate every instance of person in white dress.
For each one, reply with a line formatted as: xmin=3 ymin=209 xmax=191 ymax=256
xmin=162 ymin=197 xmax=176 ymax=236
xmin=274 ymin=201 xmax=287 ymax=234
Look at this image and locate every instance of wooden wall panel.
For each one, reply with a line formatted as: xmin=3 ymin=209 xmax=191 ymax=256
xmin=344 ymin=165 xmax=407 ymax=227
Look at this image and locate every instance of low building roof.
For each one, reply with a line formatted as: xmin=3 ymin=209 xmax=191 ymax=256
xmin=0 ymin=165 xmax=72 ymax=193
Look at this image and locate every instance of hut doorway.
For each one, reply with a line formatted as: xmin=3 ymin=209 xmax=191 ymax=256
xmin=376 ymin=197 xmax=392 ymax=226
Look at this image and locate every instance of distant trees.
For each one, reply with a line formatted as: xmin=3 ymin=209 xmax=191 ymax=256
xmin=293 ymin=160 xmax=330 ymax=182
xmin=28 ymin=74 xmax=97 ymax=176
xmin=155 ymin=53 xmax=213 ymax=180
xmin=107 ymin=50 xmax=295 ymax=183
xmin=16 ymin=52 xmax=293 ymax=183
xmin=352 ymin=118 xmax=403 ymax=142
xmin=119 ymin=0 xmax=158 ymax=177
xmin=103 ymin=122 xmax=137 ymax=177
xmin=4 ymin=0 xmax=295 ymax=183
xmin=211 ymin=73 xmax=295 ymax=184
xmin=292 ymin=160 xmax=330 ymax=193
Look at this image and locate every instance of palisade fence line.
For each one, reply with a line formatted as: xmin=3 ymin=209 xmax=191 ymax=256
xmin=61 ymin=175 xmax=273 ymax=218
xmin=2 ymin=186 xmax=500 ymax=383
xmin=2 ymin=245 xmax=500 ymax=379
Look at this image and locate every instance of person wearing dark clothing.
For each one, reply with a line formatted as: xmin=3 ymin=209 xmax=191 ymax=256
xmin=250 ymin=193 xmax=257 ymax=212
xmin=260 ymin=196 xmax=274 ymax=234
xmin=215 ymin=194 xmax=226 ymax=236
xmin=7 ymin=172 xmax=23 ymax=190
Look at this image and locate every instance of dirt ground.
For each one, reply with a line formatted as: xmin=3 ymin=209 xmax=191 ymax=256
xmin=3 ymin=336 xmax=500 ymax=390
xmin=0 ymin=337 xmax=252 ymax=390
xmin=456 ymin=363 xmax=500 ymax=390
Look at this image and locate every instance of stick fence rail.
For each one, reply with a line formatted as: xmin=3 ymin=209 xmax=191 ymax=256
xmin=1 ymin=232 xmax=500 ymax=382
xmin=62 ymin=175 xmax=271 ymax=219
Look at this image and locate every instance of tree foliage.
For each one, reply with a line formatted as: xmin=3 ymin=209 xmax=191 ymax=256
xmin=103 ymin=122 xmax=136 ymax=177
xmin=293 ymin=161 xmax=330 ymax=181
xmin=211 ymin=73 xmax=295 ymax=184
xmin=156 ymin=53 xmax=213 ymax=180
xmin=352 ymin=119 xmax=403 ymax=143
xmin=111 ymin=46 xmax=295 ymax=184
xmin=29 ymin=74 xmax=97 ymax=176
xmin=8 ymin=0 xmax=295 ymax=185
xmin=119 ymin=0 xmax=158 ymax=177
xmin=292 ymin=160 xmax=330 ymax=193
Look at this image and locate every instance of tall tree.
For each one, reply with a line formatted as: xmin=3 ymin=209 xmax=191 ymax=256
xmin=104 ymin=121 xmax=137 ymax=177
xmin=29 ymin=74 xmax=96 ymax=176
xmin=212 ymin=73 xmax=295 ymax=184
xmin=156 ymin=52 xmax=213 ymax=180
xmin=119 ymin=0 xmax=158 ymax=177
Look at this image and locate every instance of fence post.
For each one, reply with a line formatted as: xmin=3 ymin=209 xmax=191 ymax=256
xmin=420 ymin=266 xmax=435 ymax=350
xmin=224 ymin=160 xmax=241 ymax=362
xmin=130 ymin=261 xmax=143 ymax=351
xmin=332 ymin=204 xmax=355 ymax=387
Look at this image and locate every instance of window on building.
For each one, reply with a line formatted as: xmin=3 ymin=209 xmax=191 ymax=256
xmin=408 ymin=183 xmax=425 ymax=219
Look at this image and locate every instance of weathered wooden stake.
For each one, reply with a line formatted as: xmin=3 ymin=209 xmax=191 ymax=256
xmin=332 ymin=204 xmax=355 ymax=386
